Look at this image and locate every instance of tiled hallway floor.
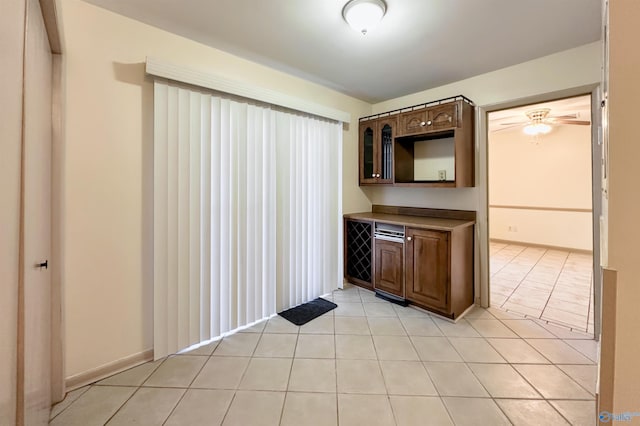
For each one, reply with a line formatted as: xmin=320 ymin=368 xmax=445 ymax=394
xmin=490 ymin=242 xmax=594 ymax=334
xmin=50 ymin=285 xmax=597 ymax=426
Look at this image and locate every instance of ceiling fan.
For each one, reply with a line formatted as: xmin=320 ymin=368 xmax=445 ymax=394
xmin=496 ymin=108 xmax=590 ymax=135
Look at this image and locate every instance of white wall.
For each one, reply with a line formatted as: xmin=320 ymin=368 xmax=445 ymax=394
xmin=58 ymin=0 xmax=371 ymax=379
xmin=0 ymin=1 xmax=25 ymax=422
xmin=488 ymin=124 xmax=593 ymax=250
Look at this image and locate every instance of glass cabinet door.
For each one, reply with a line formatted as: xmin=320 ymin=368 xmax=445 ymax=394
xmin=377 ymin=117 xmax=397 ymax=184
xmin=379 ymin=123 xmax=393 ymax=181
xmin=359 ymin=121 xmax=377 ymax=183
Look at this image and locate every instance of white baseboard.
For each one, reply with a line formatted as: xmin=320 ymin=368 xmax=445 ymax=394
xmin=65 ymin=349 xmax=154 ymax=391
xmin=489 ymin=238 xmax=593 ymax=254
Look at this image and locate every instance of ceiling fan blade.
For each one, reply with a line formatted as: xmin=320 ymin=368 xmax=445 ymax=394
xmin=499 ymin=121 xmax=526 ymax=126
xmin=549 ymin=114 xmax=578 ymax=120
xmin=491 ymin=124 xmax=524 ymax=132
xmin=552 ymin=120 xmax=591 ymax=125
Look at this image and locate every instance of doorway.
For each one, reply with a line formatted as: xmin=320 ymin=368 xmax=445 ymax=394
xmin=486 ymin=94 xmax=598 ymax=336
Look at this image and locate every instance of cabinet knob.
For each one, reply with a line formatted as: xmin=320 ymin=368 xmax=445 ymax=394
xmin=448 ymin=117 xmax=452 ymax=122
xmin=407 ymin=236 xmax=412 ymax=241
xmin=420 ymin=121 xmax=426 ymax=126
xmin=427 ymin=120 xmax=432 ymax=125
xmin=372 ymin=174 xmax=376 ymax=178
xmin=377 ymin=174 xmax=381 ymax=178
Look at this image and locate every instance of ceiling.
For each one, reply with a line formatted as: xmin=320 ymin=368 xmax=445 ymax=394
xmin=488 ymin=94 xmax=592 ymax=133
xmin=82 ymin=0 xmax=602 ymax=103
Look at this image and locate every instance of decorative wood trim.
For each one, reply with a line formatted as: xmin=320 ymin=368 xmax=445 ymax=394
xmin=65 ymin=349 xmax=154 ymax=391
xmin=489 ymin=239 xmax=593 ymax=254
xmin=145 ymin=57 xmax=351 ymax=124
xmin=50 ymin=54 xmax=64 ymax=404
xmin=489 ymin=204 xmax=592 ymax=213
xmin=598 ymin=268 xmax=616 ymax=425
xmin=16 ymin=1 xmax=29 ymax=422
xmin=38 ymin=0 xmax=61 ymax=54
xmin=372 ymin=205 xmax=476 ymax=221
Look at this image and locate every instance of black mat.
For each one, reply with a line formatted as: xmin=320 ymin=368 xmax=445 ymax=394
xmin=278 ymin=297 xmax=338 ymax=326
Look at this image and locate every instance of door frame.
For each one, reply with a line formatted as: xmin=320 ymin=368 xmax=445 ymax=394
xmin=39 ymin=0 xmax=65 ymax=405
xmin=476 ymin=84 xmax=602 ymax=338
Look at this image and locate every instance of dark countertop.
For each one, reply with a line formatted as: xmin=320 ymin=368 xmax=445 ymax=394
xmin=344 ymin=212 xmax=475 ymax=231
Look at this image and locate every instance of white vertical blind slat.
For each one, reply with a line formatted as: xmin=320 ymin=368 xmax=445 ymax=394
xmin=177 ymin=88 xmax=190 ymax=351
xmin=188 ymin=91 xmax=201 ymax=346
xmin=200 ymin=95 xmax=211 ymax=342
xmin=153 ymin=82 xmax=168 ymax=357
xmin=167 ymin=85 xmax=179 ymax=355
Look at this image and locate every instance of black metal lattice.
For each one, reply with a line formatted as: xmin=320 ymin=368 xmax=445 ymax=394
xmin=346 ymin=221 xmax=372 ymax=284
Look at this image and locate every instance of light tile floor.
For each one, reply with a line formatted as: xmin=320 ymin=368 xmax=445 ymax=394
xmin=490 ymin=242 xmax=594 ymax=334
xmin=50 ymin=285 xmax=598 ymax=426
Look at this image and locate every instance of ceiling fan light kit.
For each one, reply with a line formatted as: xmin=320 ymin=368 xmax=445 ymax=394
xmin=342 ymin=0 xmax=387 ymax=35
xmin=523 ymin=122 xmax=552 ymax=136
xmin=523 ymin=108 xmax=552 ymax=136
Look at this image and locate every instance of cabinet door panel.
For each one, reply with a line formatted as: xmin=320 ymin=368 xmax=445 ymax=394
xmin=359 ymin=121 xmax=377 ymax=184
xmin=377 ymin=117 xmax=397 ymax=183
xmin=428 ymin=104 xmax=457 ymax=131
xmin=405 ymin=228 xmax=450 ymax=310
xmin=374 ymin=239 xmax=403 ymax=297
xmin=399 ymin=110 xmax=428 ymax=136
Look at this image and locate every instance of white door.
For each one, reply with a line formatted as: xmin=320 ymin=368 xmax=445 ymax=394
xmin=22 ymin=0 xmax=53 ymax=423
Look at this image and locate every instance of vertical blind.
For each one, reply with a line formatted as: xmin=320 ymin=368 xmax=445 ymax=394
xmin=153 ymin=80 xmax=342 ymax=359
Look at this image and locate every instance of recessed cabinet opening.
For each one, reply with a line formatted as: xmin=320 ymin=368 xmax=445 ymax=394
xmin=394 ymin=131 xmax=456 ymax=184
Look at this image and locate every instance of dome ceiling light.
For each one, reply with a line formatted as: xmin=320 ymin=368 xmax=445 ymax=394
xmin=342 ymin=0 xmax=387 ymax=35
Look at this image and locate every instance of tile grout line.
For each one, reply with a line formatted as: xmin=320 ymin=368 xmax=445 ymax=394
xmin=501 ymin=246 xmax=550 ymax=311
xmin=430 ymin=317 xmax=515 ymax=424
xmin=101 ymin=353 xmax=172 ymax=425
xmin=496 ymin=245 xmax=545 ymax=310
xmin=159 ymin=345 xmax=219 ymax=425
xmin=48 ymin=384 xmax=91 ymax=422
xmin=218 ymin=319 xmax=268 ymax=425
xmin=488 ymin=243 xmax=524 ymax=281
xmin=538 ymin=251 xmax=574 ymax=325
xmin=278 ymin=325 xmax=301 ymax=425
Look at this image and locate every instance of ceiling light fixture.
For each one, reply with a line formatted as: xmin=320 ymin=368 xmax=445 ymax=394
xmin=523 ymin=108 xmax=552 ymax=136
xmin=523 ymin=122 xmax=552 ymax=136
xmin=342 ymin=0 xmax=387 ymax=35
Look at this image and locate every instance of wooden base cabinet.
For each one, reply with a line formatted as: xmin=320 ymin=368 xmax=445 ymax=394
xmin=405 ymin=225 xmax=474 ymax=319
xmin=374 ymin=239 xmax=404 ymax=298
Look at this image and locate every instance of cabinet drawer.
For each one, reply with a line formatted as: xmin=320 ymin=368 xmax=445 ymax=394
xmin=398 ymin=110 xmax=428 ymax=136
xmin=428 ymin=103 xmax=458 ymax=130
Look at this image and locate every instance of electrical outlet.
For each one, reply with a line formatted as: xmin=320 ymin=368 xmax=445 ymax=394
xmin=438 ymin=170 xmax=446 ymax=181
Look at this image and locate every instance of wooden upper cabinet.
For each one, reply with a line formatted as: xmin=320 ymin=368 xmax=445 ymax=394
xmin=358 ymin=96 xmax=474 ymax=188
xmin=359 ymin=116 xmax=397 ymax=185
xmin=374 ymin=239 xmax=404 ymax=297
xmin=405 ymin=228 xmax=450 ymax=311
